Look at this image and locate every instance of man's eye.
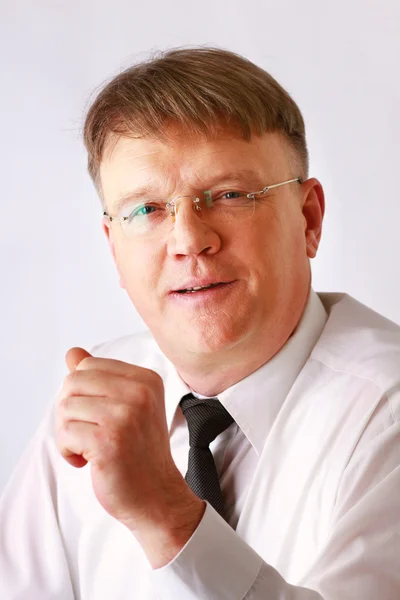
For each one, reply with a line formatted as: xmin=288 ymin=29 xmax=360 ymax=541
xmin=137 ymin=205 xmax=157 ymax=216
xmin=127 ymin=204 xmax=160 ymax=221
xmin=221 ymin=191 xmax=243 ymax=199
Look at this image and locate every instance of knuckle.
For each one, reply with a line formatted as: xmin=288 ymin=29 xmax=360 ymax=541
xmin=58 ymin=393 xmax=72 ymax=413
xmin=58 ymin=419 xmax=70 ymax=436
xmin=55 ymin=419 xmax=71 ymax=450
xmin=96 ymin=426 xmax=122 ymax=457
xmin=113 ymin=402 xmax=133 ymax=423
xmin=76 ymin=356 xmax=96 ymax=370
xmin=133 ymin=383 xmax=155 ymax=411
xmin=92 ymin=425 xmax=106 ymax=448
xmin=61 ymin=371 xmax=79 ymax=394
xmin=152 ymin=371 xmax=165 ymax=393
xmin=135 ymin=381 xmax=150 ymax=401
xmin=145 ymin=368 xmax=164 ymax=389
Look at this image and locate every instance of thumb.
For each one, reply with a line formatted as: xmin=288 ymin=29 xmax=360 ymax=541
xmin=65 ymin=347 xmax=92 ymax=373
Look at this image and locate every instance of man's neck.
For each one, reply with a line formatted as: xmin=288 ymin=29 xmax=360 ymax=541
xmin=172 ymin=321 xmax=300 ymax=397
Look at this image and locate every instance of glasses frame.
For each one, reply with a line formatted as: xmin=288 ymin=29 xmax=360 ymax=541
xmin=103 ymin=176 xmax=303 ymax=224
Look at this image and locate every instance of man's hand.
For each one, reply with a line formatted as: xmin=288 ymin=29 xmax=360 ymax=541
xmin=55 ymin=347 xmax=205 ymax=568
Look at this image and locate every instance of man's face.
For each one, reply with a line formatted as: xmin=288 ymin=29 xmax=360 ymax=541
xmin=100 ymin=126 xmax=323 ymax=362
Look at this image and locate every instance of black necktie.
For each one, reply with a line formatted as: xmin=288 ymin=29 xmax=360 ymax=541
xmin=179 ymin=392 xmax=234 ymax=520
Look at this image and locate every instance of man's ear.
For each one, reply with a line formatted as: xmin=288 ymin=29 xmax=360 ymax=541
xmin=300 ymin=178 xmax=325 ymax=259
xmin=102 ymin=218 xmax=126 ymax=289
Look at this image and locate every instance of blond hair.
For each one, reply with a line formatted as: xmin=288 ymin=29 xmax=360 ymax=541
xmin=83 ymin=47 xmax=309 ymax=199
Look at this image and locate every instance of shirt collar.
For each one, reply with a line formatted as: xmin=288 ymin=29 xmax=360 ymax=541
xmin=163 ymin=288 xmax=328 ymax=454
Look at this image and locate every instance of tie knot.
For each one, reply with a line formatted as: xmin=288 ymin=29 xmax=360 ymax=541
xmin=179 ymin=393 xmax=234 ymax=448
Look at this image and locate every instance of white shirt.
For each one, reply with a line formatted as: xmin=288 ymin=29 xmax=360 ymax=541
xmin=1 ymin=290 xmax=399 ymax=599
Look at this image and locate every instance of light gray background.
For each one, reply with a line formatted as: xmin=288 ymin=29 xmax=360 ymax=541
xmin=1 ymin=1 xmax=399 ymax=492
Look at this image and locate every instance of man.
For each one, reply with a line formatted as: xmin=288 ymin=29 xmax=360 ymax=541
xmin=1 ymin=47 xmax=399 ymax=599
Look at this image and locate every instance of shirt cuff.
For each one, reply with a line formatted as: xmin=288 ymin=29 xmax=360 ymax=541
xmin=151 ymin=501 xmax=263 ymax=600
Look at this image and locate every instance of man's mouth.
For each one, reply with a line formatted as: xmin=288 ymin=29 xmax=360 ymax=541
xmin=177 ymin=282 xmax=222 ymax=294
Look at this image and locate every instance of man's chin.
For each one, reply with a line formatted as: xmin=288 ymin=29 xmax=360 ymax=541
xmin=173 ymin=324 xmax=249 ymax=356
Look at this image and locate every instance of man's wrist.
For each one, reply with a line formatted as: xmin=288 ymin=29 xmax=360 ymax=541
xmin=124 ymin=471 xmax=206 ymax=568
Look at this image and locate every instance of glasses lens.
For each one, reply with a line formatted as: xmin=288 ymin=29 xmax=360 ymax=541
xmin=202 ymin=190 xmax=255 ymax=223
xmin=118 ymin=191 xmax=255 ymax=238
xmin=119 ymin=199 xmax=169 ymax=237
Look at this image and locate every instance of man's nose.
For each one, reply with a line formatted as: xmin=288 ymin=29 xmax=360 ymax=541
xmin=166 ymin=197 xmax=221 ymax=257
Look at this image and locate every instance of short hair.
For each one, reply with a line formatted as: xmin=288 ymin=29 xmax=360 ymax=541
xmin=83 ymin=47 xmax=309 ymax=200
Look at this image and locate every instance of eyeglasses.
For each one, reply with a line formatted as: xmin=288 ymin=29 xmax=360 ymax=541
xmin=103 ymin=177 xmax=302 ymax=239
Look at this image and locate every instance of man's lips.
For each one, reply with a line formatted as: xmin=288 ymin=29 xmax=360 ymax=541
xmin=171 ymin=280 xmax=234 ymax=293
xmin=169 ymin=281 xmax=237 ymax=300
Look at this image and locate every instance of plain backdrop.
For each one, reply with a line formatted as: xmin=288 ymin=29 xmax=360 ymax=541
xmin=1 ymin=0 xmax=399 ymax=492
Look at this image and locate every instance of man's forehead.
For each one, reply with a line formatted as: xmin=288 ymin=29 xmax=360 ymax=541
xmin=101 ymin=129 xmax=288 ymax=177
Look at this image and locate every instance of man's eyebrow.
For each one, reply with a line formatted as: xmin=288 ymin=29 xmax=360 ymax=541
xmin=114 ymin=186 xmax=160 ymax=212
xmin=113 ymin=169 xmax=264 ymax=212
xmin=206 ymin=169 xmax=264 ymax=187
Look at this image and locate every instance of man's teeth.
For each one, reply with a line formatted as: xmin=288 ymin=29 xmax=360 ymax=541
xmin=182 ymin=283 xmax=220 ymax=293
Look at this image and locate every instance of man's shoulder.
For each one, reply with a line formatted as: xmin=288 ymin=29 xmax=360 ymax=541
xmin=318 ymin=292 xmax=400 ymax=328
xmin=314 ymin=292 xmax=400 ymax=402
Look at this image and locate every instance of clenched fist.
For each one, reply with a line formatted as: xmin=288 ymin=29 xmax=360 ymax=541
xmin=55 ymin=347 xmax=205 ymax=567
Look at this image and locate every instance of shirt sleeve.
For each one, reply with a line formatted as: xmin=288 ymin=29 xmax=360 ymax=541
xmin=151 ymin=400 xmax=400 ymax=600
xmin=151 ymin=501 xmax=323 ymax=599
xmin=0 ymin=404 xmax=75 ymax=600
